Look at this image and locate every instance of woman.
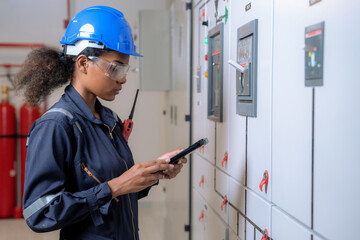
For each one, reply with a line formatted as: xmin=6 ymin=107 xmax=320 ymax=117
xmin=15 ymin=6 xmax=186 ymax=240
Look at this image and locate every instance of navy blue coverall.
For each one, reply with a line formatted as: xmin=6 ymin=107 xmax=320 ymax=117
xmin=23 ymin=85 xmax=151 ymax=240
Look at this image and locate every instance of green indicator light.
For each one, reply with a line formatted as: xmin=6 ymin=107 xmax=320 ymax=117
xmin=224 ymin=6 xmax=228 ymax=24
xmin=204 ymin=37 xmax=209 ymax=44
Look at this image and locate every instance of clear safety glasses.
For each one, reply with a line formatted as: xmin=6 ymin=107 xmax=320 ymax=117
xmin=88 ymin=56 xmax=130 ymax=81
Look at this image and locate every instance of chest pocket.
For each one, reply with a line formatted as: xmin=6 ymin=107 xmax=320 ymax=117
xmin=43 ymin=108 xmax=121 ymax=202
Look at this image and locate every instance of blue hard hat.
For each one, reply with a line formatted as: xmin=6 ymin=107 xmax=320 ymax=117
xmin=60 ymin=6 xmax=143 ymax=57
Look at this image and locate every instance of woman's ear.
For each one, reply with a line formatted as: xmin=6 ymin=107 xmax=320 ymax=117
xmin=75 ymin=55 xmax=89 ymax=74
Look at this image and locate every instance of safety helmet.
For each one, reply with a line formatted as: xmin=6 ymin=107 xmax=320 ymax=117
xmin=60 ymin=6 xmax=143 ymax=57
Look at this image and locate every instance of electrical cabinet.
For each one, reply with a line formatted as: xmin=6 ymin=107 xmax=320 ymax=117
xmin=312 ymin=1 xmax=360 ymax=239
xmin=192 ymin=0 xmax=360 ymax=240
xmin=227 ymin=1 xmax=248 ymax=184
xmin=233 ymin=0 xmax=273 ymax=202
xmin=272 ymin=0 xmax=313 ymax=227
xmin=196 ymin=3 xmax=216 ymax=164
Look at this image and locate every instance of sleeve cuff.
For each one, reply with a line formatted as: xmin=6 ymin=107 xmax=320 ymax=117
xmin=86 ymin=182 xmax=113 ymax=226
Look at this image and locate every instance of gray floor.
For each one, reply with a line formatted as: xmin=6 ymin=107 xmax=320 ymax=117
xmin=0 ymin=202 xmax=167 ymax=240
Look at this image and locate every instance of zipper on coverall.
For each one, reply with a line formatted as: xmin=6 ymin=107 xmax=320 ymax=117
xmin=103 ymin=122 xmax=137 ymax=240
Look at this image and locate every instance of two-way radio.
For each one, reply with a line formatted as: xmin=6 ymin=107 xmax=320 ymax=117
xmin=122 ymin=89 xmax=139 ymax=141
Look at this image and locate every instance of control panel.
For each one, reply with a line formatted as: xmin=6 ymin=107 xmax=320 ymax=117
xmin=305 ymin=21 xmax=325 ymax=87
xmin=235 ymin=19 xmax=258 ymax=117
xmin=207 ymin=23 xmax=224 ymax=122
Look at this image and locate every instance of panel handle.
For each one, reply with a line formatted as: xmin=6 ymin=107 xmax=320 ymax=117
xmin=261 ymin=229 xmax=269 ymax=240
xmin=220 ymin=195 xmax=228 ymax=211
xmin=259 ymin=170 xmax=269 ymax=192
xmin=198 ymin=210 xmax=205 ymax=222
xmin=221 ymin=152 xmax=228 ymax=167
xmin=228 ymin=60 xmax=246 ymax=72
xmin=199 ymin=175 xmax=205 ymax=187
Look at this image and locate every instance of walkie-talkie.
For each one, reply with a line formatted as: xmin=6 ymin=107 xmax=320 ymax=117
xmin=122 ymin=89 xmax=139 ymax=141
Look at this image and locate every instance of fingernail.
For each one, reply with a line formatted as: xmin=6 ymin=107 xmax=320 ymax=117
xmin=165 ymin=158 xmax=170 ymax=163
xmin=178 ymin=160 xmax=182 ymax=164
xmin=169 ymin=164 xmax=174 ymax=169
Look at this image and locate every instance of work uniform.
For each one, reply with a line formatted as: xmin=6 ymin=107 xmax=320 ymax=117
xmin=23 ymin=84 xmax=150 ymax=240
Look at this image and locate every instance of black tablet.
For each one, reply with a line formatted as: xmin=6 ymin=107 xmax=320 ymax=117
xmin=169 ymin=138 xmax=209 ymax=164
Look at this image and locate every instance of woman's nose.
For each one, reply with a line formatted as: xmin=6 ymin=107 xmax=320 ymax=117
xmin=116 ymin=76 xmax=127 ymax=84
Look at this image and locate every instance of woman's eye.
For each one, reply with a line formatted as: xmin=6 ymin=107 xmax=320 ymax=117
xmin=113 ymin=66 xmax=120 ymax=73
xmin=108 ymin=64 xmax=117 ymax=73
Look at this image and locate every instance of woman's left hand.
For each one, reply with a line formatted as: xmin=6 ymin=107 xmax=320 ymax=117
xmin=157 ymin=150 xmax=187 ymax=179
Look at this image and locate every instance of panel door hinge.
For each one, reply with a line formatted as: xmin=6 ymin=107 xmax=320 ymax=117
xmin=185 ymin=114 xmax=191 ymax=122
xmin=184 ymin=224 xmax=191 ymax=232
xmin=186 ymin=2 xmax=192 ymax=10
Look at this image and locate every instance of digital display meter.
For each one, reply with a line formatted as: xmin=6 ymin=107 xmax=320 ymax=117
xmin=305 ymin=22 xmax=325 ymax=87
xmin=207 ymin=23 xmax=224 ymax=122
xmin=235 ymin=19 xmax=258 ymax=117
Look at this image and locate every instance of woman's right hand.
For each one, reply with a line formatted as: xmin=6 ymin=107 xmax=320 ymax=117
xmin=107 ymin=158 xmax=174 ymax=198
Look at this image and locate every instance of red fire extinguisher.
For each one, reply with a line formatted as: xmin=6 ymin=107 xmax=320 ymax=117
xmin=0 ymin=86 xmax=16 ymax=218
xmin=13 ymin=102 xmax=41 ymax=218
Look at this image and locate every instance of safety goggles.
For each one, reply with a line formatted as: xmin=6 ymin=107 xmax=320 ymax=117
xmin=88 ymin=56 xmax=130 ymax=81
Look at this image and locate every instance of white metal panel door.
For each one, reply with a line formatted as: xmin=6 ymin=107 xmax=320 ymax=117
xmin=193 ymin=153 xmax=215 ymax=201
xmin=192 ymin=189 xmax=206 ymax=240
xmin=312 ymin=1 xmax=360 ymax=239
xmin=192 ymin=0 xmax=206 ymax=146
xmin=228 ymin=177 xmax=246 ymax=215
xmin=238 ymin=214 xmax=246 ymax=240
xmin=228 ymin=205 xmax=238 ymax=236
xmin=272 ymin=207 xmax=311 ymax=240
xmin=213 ymin=169 xmax=228 ymax=223
xmin=245 ymin=189 xmax=272 ymax=238
xmin=231 ymin=0 xmax=274 ymax=201
xmin=226 ymin=115 xmax=246 ymax=184
xmin=203 ymin=203 xmax=228 ymax=240
xmin=194 ymin=2 xmax=216 ymax=164
xmin=224 ymin=1 xmax=246 ymax=186
xmin=209 ymin=0 xmax=230 ymax=176
xmin=272 ymin=0 xmax=313 ymax=227
xmin=245 ymin=220 xmax=255 ymax=240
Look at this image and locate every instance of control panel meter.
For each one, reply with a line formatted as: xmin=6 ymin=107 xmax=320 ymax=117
xmin=235 ymin=19 xmax=258 ymax=117
xmin=207 ymin=23 xmax=224 ymax=122
xmin=305 ymin=22 xmax=325 ymax=87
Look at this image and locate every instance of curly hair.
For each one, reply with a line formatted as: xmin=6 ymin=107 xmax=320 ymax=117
xmin=15 ymin=47 xmax=110 ymax=106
